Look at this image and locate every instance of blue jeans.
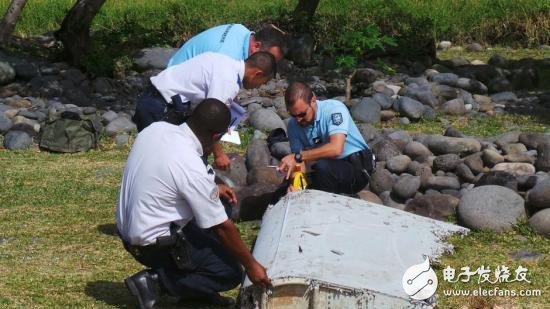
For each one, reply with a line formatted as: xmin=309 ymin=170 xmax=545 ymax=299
xmin=132 ymin=90 xmax=166 ymax=132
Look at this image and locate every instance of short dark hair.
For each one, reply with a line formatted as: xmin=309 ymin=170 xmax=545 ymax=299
xmin=245 ymin=51 xmax=277 ymax=78
xmin=255 ymin=25 xmax=286 ymax=54
xmin=285 ymin=80 xmax=314 ymax=108
xmin=188 ymin=98 xmax=230 ymax=135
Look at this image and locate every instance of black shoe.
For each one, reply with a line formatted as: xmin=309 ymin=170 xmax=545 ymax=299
xmin=125 ymin=269 xmax=160 ymax=309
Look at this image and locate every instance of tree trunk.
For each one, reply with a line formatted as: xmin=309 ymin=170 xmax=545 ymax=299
xmin=293 ymin=0 xmax=320 ymax=18
xmin=0 ymin=0 xmax=28 ymax=44
xmin=54 ymin=0 xmax=106 ymax=67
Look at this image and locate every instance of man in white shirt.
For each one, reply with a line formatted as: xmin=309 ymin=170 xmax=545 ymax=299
xmin=119 ymin=99 xmax=271 ymax=308
xmin=133 ymin=51 xmax=276 ymax=170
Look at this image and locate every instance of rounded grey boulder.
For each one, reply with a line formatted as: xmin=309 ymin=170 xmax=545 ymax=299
xmin=4 ymin=130 xmax=32 ymax=150
xmin=458 ymin=185 xmax=526 ymax=232
xmin=528 ymin=209 xmax=550 ymax=238
xmin=248 ymin=108 xmax=286 ymax=131
xmin=526 ymin=179 xmax=550 ymax=210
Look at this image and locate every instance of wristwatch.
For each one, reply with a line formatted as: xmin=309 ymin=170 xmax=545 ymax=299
xmin=294 ymin=152 xmax=303 ymax=163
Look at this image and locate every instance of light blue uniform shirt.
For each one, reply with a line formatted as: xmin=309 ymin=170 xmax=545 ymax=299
xmin=168 ymin=24 xmax=252 ymax=67
xmin=287 ymin=99 xmax=369 ymax=159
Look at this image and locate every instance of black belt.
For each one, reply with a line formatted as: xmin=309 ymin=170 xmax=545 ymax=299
xmin=345 ymin=148 xmax=376 ymax=177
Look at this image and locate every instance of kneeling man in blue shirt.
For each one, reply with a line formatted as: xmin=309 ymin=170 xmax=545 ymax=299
xmin=278 ymin=81 xmax=375 ymax=195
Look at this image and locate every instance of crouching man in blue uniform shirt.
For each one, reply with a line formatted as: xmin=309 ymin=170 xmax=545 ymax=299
xmin=278 ymin=80 xmax=375 ymax=195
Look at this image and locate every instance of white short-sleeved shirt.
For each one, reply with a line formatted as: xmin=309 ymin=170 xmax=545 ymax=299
xmin=116 ymin=122 xmax=228 ymax=246
xmin=150 ymin=52 xmax=244 ymax=106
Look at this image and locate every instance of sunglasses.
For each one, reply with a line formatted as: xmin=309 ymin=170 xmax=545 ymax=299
xmin=290 ymin=106 xmax=310 ymax=118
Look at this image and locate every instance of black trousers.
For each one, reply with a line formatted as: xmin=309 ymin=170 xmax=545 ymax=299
xmin=122 ymin=202 xmax=242 ymax=298
xmin=308 ymin=158 xmax=369 ymax=194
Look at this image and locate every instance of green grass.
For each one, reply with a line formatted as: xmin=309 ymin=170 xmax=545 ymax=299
xmin=1 ymin=0 xmax=548 ymax=75
xmin=0 ymin=113 xmax=548 ymax=307
xmin=381 ymin=113 xmax=549 ymax=137
xmin=438 ymin=47 xmax=550 ymax=62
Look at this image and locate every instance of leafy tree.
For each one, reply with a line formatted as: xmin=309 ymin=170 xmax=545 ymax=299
xmin=55 ymin=0 xmax=106 ymax=67
xmin=294 ymin=0 xmax=320 ymax=19
xmin=0 ymin=0 xmax=28 ymax=44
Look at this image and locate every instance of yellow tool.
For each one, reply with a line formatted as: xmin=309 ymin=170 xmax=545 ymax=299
xmin=291 ymin=165 xmax=308 ymax=190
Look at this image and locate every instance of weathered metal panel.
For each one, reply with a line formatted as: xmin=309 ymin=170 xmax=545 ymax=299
xmin=240 ymin=190 xmax=469 ymax=308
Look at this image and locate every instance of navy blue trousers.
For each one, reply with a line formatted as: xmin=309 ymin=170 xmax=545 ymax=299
xmin=133 ymin=93 xmax=166 ymax=132
xmin=308 ymin=158 xmax=368 ymax=194
xmin=126 ymin=203 xmax=242 ymax=298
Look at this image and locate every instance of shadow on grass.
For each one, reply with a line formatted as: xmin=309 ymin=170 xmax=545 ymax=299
xmin=85 ymin=281 xmax=134 ymax=308
xmin=97 ymin=223 xmax=119 ymax=237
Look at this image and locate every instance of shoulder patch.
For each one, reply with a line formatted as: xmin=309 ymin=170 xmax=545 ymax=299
xmin=210 ymin=187 xmax=219 ymax=201
xmin=331 ymin=112 xmax=343 ymax=125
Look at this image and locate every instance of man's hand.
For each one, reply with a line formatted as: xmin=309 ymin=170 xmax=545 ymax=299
xmin=218 ymin=184 xmax=237 ymax=205
xmin=246 ymin=261 xmax=272 ymax=288
xmin=214 ymin=152 xmax=231 ymax=170
xmin=278 ymin=154 xmax=297 ymax=180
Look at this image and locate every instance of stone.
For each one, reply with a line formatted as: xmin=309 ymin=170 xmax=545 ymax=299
xmin=14 ymin=62 xmax=40 ymax=80
xmin=526 ymin=179 xmax=550 ymax=210
xmin=3 ymin=130 xmax=32 ymax=150
xmin=408 ymin=162 xmax=433 ymax=186
xmin=405 ymin=194 xmax=459 ymax=221
xmin=246 ymin=166 xmax=285 ymax=186
xmin=372 ymin=140 xmax=402 ymax=162
xmin=215 ymin=154 xmax=247 ymax=190
xmin=517 ymin=175 xmax=538 ymax=191
xmin=235 ymin=183 xmax=280 ymax=221
xmin=354 ymin=68 xmax=384 ymax=84
xmin=248 ymin=108 xmax=286 ymax=131
xmin=433 ymin=154 xmax=461 ymax=172
xmin=529 ymin=209 xmax=550 ymax=238
xmin=431 ymin=72 xmax=459 ymax=86
xmin=442 ymin=98 xmax=466 ymax=115
xmin=403 ymin=141 xmax=432 ymax=162
xmin=369 ymin=168 xmax=395 ymax=195
xmin=399 ymin=117 xmax=410 ymax=124
xmin=488 ymin=54 xmax=508 ymax=67
xmin=12 ymin=116 xmax=40 ymax=133
xmin=471 ymin=60 xmax=485 ymax=65
xmin=425 ymin=135 xmax=481 ymax=155
xmin=426 ymin=176 xmax=461 ymax=191
xmin=134 ymin=47 xmax=177 ymax=71
xmin=114 ymin=133 xmax=130 ymax=148
xmin=101 ymin=110 xmax=118 ymax=123
xmin=392 ymin=175 xmax=421 ymax=200
xmin=0 ymin=112 xmax=13 ymax=133
xmin=458 ymin=185 xmax=526 ymax=232
xmin=519 ymin=133 xmax=550 ymax=150
xmin=83 ymin=106 xmax=97 ymax=115
xmin=482 ymin=149 xmax=505 ymax=167
xmin=401 ymin=86 xmax=439 ymax=108
xmin=535 ymin=142 xmax=550 ymax=172
xmin=356 ymin=123 xmax=380 ymax=143
xmin=386 ymin=155 xmax=412 ymax=174
xmin=379 ymin=191 xmax=406 ymax=210
xmin=463 ymin=152 xmax=485 ymax=174
xmin=509 ymin=249 xmax=545 ymax=262
xmin=380 ymin=110 xmax=396 ymax=121
xmin=504 ymin=152 xmax=535 ymax=164
xmin=357 ymin=190 xmax=383 ymax=205
xmin=104 ymin=116 xmax=136 ymax=136
xmin=397 ymin=96 xmax=424 ymax=120
xmin=437 ymin=41 xmax=452 ymax=50
xmin=0 ymin=61 xmax=15 ymax=85
xmin=269 ymin=141 xmax=291 ymax=160
xmin=443 ymin=126 xmax=465 ymax=138
xmin=449 ymin=56 xmax=469 ymax=67
xmin=502 ymin=143 xmax=527 ymax=155
xmin=436 ymin=84 xmax=459 ymax=100
xmin=351 ymin=97 xmax=381 ymax=124
xmin=456 ymin=163 xmax=476 ymax=183
xmin=495 ymin=131 xmax=520 ymax=148
xmin=465 ymin=42 xmax=483 ymax=52
xmin=372 ymin=93 xmax=393 ymax=109
xmin=492 ymin=163 xmax=535 ymax=177
xmin=246 ymin=139 xmax=271 ymax=169
xmin=475 ymin=171 xmax=518 ymax=191
xmin=491 ymin=91 xmax=518 ymax=104
xmin=488 ymin=77 xmax=512 ymax=93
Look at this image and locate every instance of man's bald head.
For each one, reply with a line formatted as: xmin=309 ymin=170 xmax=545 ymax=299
xmin=284 ymin=80 xmax=314 ymax=109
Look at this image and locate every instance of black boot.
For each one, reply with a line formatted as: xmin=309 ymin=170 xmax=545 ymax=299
xmin=125 ymin=269 xmax=160 ymax=309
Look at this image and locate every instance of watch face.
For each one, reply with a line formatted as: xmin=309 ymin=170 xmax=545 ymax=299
xmin=294 ymin=153 xmax=302 ymax=162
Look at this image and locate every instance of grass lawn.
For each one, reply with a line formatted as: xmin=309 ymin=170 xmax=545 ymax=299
xmin=0 ymin=113 xmax=548 ymax=308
